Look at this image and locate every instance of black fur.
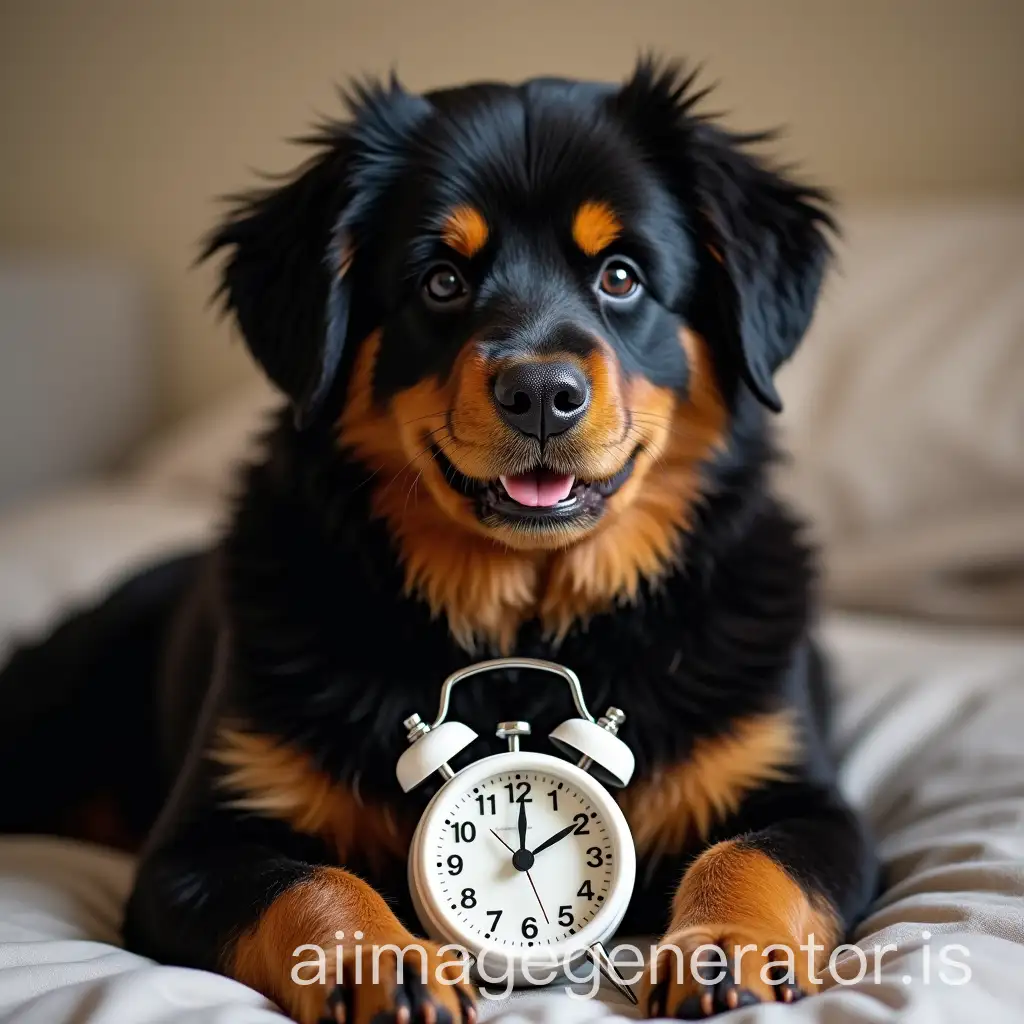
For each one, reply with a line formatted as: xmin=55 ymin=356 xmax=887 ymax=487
xmin=0 ymin=553 xmax=202 ymax=839
xmin=0 ymin=59 xmax=876 ymax=1017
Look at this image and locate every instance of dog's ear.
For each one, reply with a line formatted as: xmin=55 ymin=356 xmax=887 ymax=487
xmin=204 ymin=79 xmax=429 ymax=429
xmin=204 ymin=152 xmax=350 ymax=429
xmin=613 ymin=60 xmax=834 ymax=412
xmin=688 ymin=121 xmax=834 ymax=412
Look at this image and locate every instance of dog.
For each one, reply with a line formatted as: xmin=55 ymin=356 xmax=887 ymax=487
xmin=0 ymin=59 xmax=877 ymax=1022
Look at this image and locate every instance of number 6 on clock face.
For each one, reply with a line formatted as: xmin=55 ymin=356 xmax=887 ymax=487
xmin=406 ymin=751 xmax=636 ymax=983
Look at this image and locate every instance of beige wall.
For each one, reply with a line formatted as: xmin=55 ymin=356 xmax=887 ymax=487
xmin=1 ymin=0 xmax=1022 ymax=422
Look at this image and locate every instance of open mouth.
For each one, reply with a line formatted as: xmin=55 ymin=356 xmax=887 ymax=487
xmin=430 ymin=444 xmax=639 ymax=526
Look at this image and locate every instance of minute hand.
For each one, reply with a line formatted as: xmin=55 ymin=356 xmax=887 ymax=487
xmin=531 ymin=821 xmax=577 ymax=856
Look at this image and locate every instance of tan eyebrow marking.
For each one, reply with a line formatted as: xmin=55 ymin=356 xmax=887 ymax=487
xmin=572 ymin=200 xmax=623 ymax=256
xmin=441 ymin=205 xmax=489 ymax=258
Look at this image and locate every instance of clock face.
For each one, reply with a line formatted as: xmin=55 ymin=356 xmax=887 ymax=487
xmin=423 ymin=767 xmax=619 ymax=953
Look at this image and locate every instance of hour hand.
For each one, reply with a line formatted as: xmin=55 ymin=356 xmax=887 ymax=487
xmin=531 ymin=821 xmax=577 ymax=856
xmin=511 ymin=800 xmax=535 ymax=872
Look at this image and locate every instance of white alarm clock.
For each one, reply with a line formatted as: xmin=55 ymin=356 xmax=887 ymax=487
xmin=396 ymin=658 xmax=638 ymax=1002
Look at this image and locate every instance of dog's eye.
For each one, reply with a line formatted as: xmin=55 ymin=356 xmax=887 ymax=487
xmin=597 ymin=259 xmax=642 ymax=300
xmin=422 ymin=263 xmax=470 ymax=309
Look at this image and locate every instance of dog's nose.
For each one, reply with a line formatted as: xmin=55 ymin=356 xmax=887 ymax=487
xmin=493 ymin=362 xmax=590 ymax=442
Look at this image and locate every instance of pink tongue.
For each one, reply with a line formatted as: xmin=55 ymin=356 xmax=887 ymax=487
xmin=499 ymin=470 xmax=576 ymax=508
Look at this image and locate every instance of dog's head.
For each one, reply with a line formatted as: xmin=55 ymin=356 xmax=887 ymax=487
xmin=207 ymin=61 xmax=831 ymax=640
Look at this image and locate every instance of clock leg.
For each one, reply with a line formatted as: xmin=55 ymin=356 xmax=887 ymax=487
xmin=584 ymin=941 xmax=639 ymax=1005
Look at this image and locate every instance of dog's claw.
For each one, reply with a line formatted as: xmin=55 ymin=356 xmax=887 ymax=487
xmin=456 ymin=988 xmax=477 ymax=1024
xmin=647 ymin=975 xmax=669 ymax=1017
xmin=778 ymin=981 xmax=804 ymax=1004
xmin=322 ymin=983 xmax=347 ymax=1023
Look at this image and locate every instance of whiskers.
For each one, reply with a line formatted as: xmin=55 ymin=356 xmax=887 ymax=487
xmin=626 ymin=408 xmax=717 ymax=465
xmin=377 ymin=425 xmax=454 ymax=503
xmin=627 ymin=408 xmax=681 ymax=438
xmin=398 ymin=409 xmax=453 ymax=429
xmin=401 ymin=429 xmax=483 ymax=514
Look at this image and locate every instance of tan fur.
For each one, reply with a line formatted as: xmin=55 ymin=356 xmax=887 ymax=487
xmin=337 ymin=327 xmax=726 ymax=652
xmin=639 ymin=841 xmax=840 ymax=1012
xmin=618 ymin=711 xmax=801 ymax=859
xmin=210 ymin=726 xmax=412 ymax=869
xmin=392 ymin=529 xmax=543 ymax=654
xmin=668 ymin=841 xmax=839 ymax=947
xmin=571 ymin=342 xmax=627 ymax=452
xmin=442 ymin=205 xmax=489 ymax=258
xmin=231 ymin=868 xmax=473 ymax=1024
xmin=448 ymin=343 xmax=529 ymax=465
xmin=230 ymin=866 xmax=395 ymax=985
xmin=572 ymin=200 xmax=623 ymax=256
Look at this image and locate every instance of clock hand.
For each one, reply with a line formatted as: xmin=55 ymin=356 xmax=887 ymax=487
xmin=525 ymin=869 xmax=549 ymax=924
xmin=531 ymin=821 xmax=577 ymax=856
xmin=489 ymin=829 xmax=515 ymax=854
xmin=510 ymin=798 xmax=537 ymax=871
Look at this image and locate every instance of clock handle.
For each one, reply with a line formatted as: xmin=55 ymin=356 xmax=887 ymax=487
xmin=584 ymin=941 xmax=638 ymax=1005
xmin=430 ymin=657 xmax=596 ymax=728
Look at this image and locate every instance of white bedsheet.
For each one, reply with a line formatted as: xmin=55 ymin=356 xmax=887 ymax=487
xmin=2 ymin=612 xmax=1023 ymax=1023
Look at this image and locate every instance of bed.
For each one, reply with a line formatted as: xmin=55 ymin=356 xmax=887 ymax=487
xmin=1 ymin=201 xmax=1022 ymax=1022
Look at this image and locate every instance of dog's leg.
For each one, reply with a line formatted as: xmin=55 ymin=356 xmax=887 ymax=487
xmin=640 ymin=784 xmax=876 ymax=1018
xmin=126 ymin=832 xmax=476 ymax=1024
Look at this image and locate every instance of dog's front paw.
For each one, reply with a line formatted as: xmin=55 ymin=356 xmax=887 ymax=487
xmin=640 ymin=924 xmax=812 ymax=1019
xmin=312 ymin=939 xmax=476 ymax=1024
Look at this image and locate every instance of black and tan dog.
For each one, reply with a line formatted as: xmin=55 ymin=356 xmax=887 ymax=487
xmin=0 ymin=60 xmax=877 ymax=1022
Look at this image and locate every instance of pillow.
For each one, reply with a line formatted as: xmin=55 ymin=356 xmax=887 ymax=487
xmin=130 ymin=381 xmax=279 ymax=502
xmin=774 ymin=200 xmax=1024 ymax=623
xmin=0 ymin=484 xmax=216 ymax=663
xmin=0 ymin=260 xmax=153 ymax=512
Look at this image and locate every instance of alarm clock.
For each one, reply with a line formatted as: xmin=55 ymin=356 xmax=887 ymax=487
xmin=396 ymin=657 xmax=638 ymax=1003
